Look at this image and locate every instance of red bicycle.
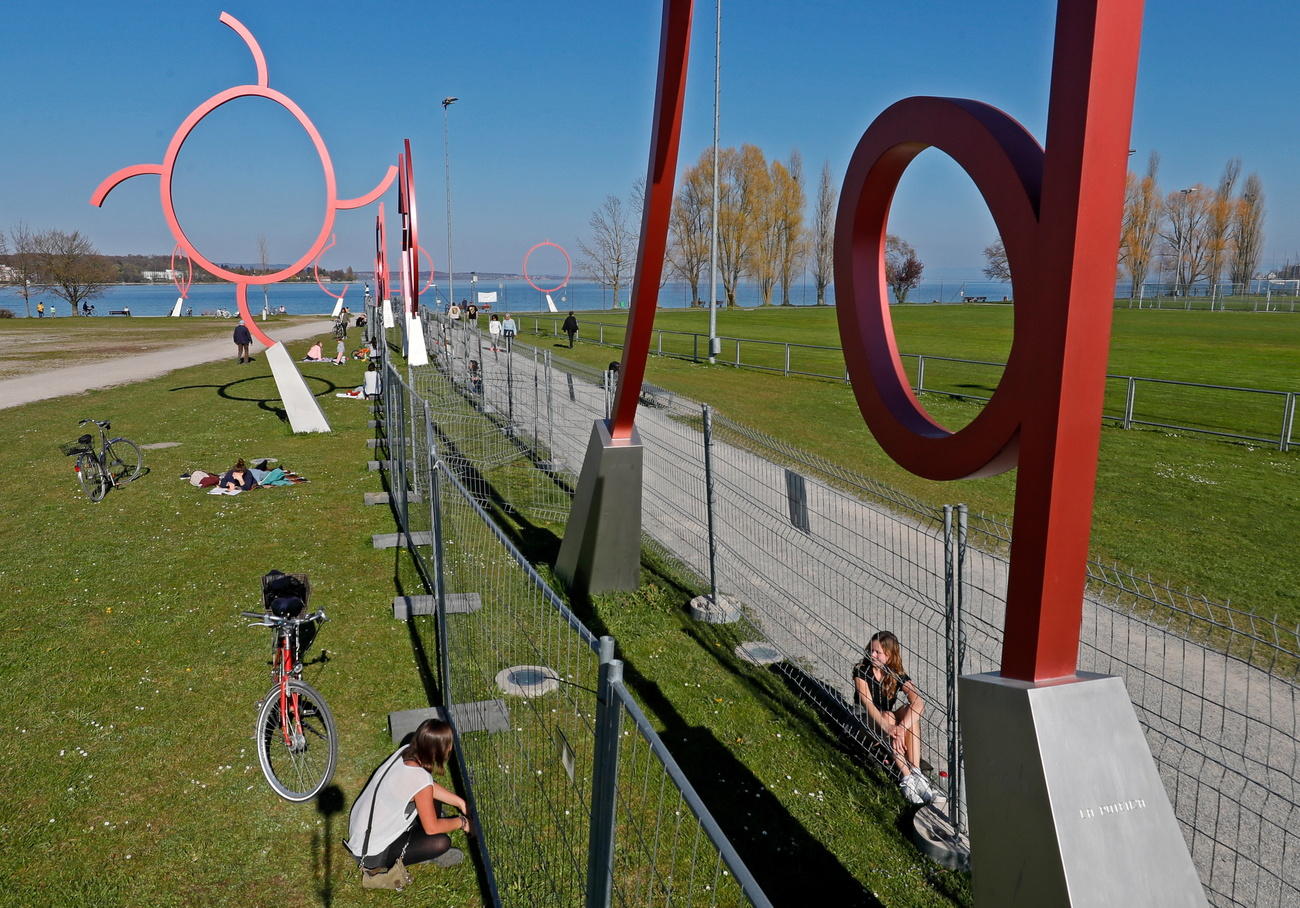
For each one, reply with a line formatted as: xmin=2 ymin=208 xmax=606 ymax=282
xmin=242 ymin=571 xmax=337 ymax=802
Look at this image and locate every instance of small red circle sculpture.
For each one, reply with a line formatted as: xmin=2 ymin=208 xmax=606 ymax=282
xmin=522 ymin=242 xmax=572 ymax=295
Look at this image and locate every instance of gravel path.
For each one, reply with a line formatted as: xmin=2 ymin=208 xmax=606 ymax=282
xmin=0 ymin=320 xmax=333 ymax=410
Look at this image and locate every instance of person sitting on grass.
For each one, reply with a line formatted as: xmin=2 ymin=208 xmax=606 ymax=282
xmin=303 ymin=343 xmax=326 ymax=361
xmin=853 ymin=630 xmax=933 ymax=804
xmin=219 ymin=458 xmax=259 ymax=492
xmin=345 ymin=719 xmax=472 ymax=890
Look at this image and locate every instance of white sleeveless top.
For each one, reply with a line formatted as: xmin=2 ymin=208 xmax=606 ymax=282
xmin=345 ymin=749 xmax=434 ymax=858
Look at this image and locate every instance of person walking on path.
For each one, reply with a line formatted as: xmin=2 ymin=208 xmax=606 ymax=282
xmin=36 ymin=301 xmax=45 ymax=318
xmin=488 ymin=313 xmax=502 ymax=354
xmin=562 ymin=311 xmax=579 ymax=348
xmin=233 ymin=320 xmax=253 ymax=364
xmin=501 ymin=313 xmax=516 ymax=351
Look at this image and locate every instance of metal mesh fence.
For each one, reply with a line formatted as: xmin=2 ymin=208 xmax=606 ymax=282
xmin=378 ymin=357 xmax=769 ymax=907
xmin=383 ymin=325 xmax=1300 ymax=906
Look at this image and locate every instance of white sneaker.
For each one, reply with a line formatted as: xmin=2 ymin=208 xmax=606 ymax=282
xmin=909 ymin=770 xmax=935 ymax=804
xmin=900 ymin=773 xmax=926 ymax=805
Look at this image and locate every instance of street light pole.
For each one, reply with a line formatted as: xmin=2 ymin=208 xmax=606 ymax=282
xmin=707 ymin=0 xmax=721 ymax=364
xmin=1175 ymin=187 xmax=1193 ymax=298
xmin=442 ymin=96 xmax=459 ymax=311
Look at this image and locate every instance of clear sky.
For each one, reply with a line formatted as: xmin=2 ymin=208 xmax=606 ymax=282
xmin=3 ymin=1 xmax=1298 ymax=280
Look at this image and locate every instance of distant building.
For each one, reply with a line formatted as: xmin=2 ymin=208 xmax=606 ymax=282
xmin=142 ymin=269 xmax=182 ymax=281
xmin=0 ymin=264 xmax=17 ymax=282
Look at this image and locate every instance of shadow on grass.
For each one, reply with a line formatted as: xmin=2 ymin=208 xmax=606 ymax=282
xmin=311 ymin=784 xmax=346 ymax=908
xmin=169 ymin=373 xmax=346 ymax=423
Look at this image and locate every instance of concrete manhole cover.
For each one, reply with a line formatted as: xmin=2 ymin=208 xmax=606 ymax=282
xmin=140 ymin=442 xmax=181 ymax=450
xmin=495 ymin=664 xmax=560 ymax=697
xmin=735 ymin=642 xmax=783 ymax=665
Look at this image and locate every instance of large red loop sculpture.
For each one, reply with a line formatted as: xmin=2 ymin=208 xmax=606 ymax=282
xmin=90 ymin=11 xmax=396 ymax=346
xmin=522 ymin=241 xmax=573 ymax=295
xmin=833 ymin=1 xmax=1144 ymax=682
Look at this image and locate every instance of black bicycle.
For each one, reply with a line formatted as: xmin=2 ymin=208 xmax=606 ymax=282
xmin=61 ymin=418 xmax=143 ymax=502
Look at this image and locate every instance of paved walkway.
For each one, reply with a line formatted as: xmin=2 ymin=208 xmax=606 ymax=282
xmin=0 ymin=320 xmax=333 ymax=410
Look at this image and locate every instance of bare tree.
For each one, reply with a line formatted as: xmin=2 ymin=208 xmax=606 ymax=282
xmin=577 ymin=192 xmax=636 ymax=308
xmin=38 ymin=230 xmax=115 ymax=315
xmin=749 ymin=154 xmax=780 ymax=306
xmin=811 ymin=162 xmax=835 ymax=306
xmin=5 ymin=222 xmax=47 ymax=317
xmin=1160 ymin=186 xmax=1211 ymax=295
xmin=776 ymin=150 xmax=808 ymax=306
xmin=667 ymin=149 xmax=711 ymax=306
xmin=1204 ymin=158 xmax=1240 ymax=296
xmin=981 ymin=239 xmax=1010 ymax=280
xmin=1230 ymin=172 xmax=1265 ymax=289
xmin=1119 ymin=152 xmax=1162 ymax=298
xmin=885 ymin=235 xmax=924 ymax=304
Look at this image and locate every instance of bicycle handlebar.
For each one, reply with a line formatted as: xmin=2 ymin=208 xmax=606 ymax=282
xmin=78 ymin=418 xmax=109 ymax=428
xmin=241 ymin=609 xmax=328 ymax=628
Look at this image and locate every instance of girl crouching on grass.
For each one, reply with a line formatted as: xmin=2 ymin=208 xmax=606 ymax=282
xmin=853 ymin=631 xmax=933 ymax=804
xmin=345 ymin=719 xmax=473 ymax=890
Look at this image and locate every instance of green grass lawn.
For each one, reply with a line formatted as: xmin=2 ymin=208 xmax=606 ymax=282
xmin=504 ymin=306 xmax=1300 ymax=630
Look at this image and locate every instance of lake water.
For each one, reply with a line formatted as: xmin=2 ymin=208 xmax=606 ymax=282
xmin=6 ymin=276 xmax=1023 ymax=318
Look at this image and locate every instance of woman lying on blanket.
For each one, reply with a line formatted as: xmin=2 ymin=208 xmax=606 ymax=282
xmin=220 ymin=459 xmax=259 ymax=492
xmin=853 ymin=631 xmax=934 ymax=805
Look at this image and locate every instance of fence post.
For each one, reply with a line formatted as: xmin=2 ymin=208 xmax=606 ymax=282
xmin=600 ymin=324 xmax=605 ymax=345
xmin=917 ymin=354 xmax=926 ymax=394
xmin=693 ymin=333 xmax=699 ymax=363
xmin=784 ymin=343 xmax=791 ymax=376
xmin=943 ymin=506 xmax=960 ymax=834
xmin=545 ymin=352 xmax=555 ymax=459
xmin=702 ymin=405 xmax=720 ymax=606
xmin=428 ymin=425 xmax=451 ymax=704
xmin=1123 ymin=377 xmax=1137 ymax=430
xmin=953 ymin=504 xmax=967 ymax=835
xmin=1281 ymin=392 xmax=1295 ymax=453
xmin=586 ymin=645 xmax=623 ymax=908
xmin=734 ymin=339 xmax=741 ymax=366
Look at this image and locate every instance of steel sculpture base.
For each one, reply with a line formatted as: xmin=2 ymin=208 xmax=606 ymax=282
xmin=170 ymin=297 xmax=184 ymax=317
xmin=404 ymin=310 xmax=429 ymax=366
xmin=264 ymin=341 xmax=331 ymax=433
xmin=381 ymin=298 xmax=395 ymax=328
xmin=960 ymin=672 xmax=1206 ymax=907
xmin=556 ymin=420 xmax=643 ymax=594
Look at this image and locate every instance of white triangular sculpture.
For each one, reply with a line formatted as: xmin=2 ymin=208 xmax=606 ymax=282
xmin=405 ymin=310 xmax=429 ymax=366
xmin=330 ymin=297 xmax=343 ymax=319
xmin=381 ymin=298 xmax=395 ymax=328
xmin=170 ymin=297 xmax=184 ymax=317
xmin=546 ymin=293 xmax=558 ymax=313
xmin=263 ymin=341 xmax=331 ymax=433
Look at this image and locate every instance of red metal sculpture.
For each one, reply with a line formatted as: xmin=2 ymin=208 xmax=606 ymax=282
xmin=522 ymin=241 xmax=573 ymax=295
xmin=313 ymin=234 xmax=350 ymax=309
xmin=90 ymin=11 xmax=396 ymax=346
xmin=608 ymin=0 xmax=694 ymax=442
xmin=833 ymin=1 xmax=1144 ymax=682
xmin=398 ymin=140 xmax=422 ymax=315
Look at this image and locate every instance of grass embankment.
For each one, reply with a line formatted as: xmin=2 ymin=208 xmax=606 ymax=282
xmin=0 ymin=315 xmax=322 ymax=379
xmin=507 ymin=306 xmax=1300 ymax=629
xmin=0 ymin=331 xmax=970 ymax=906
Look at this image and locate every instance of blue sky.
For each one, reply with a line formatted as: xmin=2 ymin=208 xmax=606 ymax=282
xmin=4 ymin=1 xmax=1298 ymax=279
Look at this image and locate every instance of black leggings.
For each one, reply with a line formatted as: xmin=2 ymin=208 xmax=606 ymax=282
xmin=364 ymin=811 xmax=453 ymax=870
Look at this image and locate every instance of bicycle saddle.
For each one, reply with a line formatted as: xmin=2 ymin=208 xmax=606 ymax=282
xmin=269 ymin=595 xmax=305 ymax=618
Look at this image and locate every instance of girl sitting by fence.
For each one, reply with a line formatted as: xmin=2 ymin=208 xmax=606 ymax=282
xmin=853 ymin=631 xmax=934 ymax=805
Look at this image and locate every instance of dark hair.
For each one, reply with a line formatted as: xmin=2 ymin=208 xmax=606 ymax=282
xmin=230 ymin=458 xmax=247 ymax=474
xmin=402 ymin=718 xmax=453 ymax=773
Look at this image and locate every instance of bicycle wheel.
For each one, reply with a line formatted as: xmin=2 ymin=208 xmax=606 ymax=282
xmin=104 ymin=438 xmax=143 ymax=483
xmin=255 ymin=680 xmax=338 ymax=802
xmin=75 ymin=453 xmax=107 ymax=502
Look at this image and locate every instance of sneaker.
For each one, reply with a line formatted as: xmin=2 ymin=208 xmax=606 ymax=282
xmin=909 ymin=770 xmax=935 ymax=805
xmin=434 ymin=847 xmax=464 ymax=868
xmin=900 ymin=773 xmax=926 ymax=805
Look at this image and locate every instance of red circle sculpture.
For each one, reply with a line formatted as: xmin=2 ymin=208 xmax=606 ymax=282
xmin=90 ymin=12 xmax=396 ymax=346
xmin=522 ymin=241 xmax=572 ymax=295
xmin=834 ymin=97 xmax=1043 ymax=481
